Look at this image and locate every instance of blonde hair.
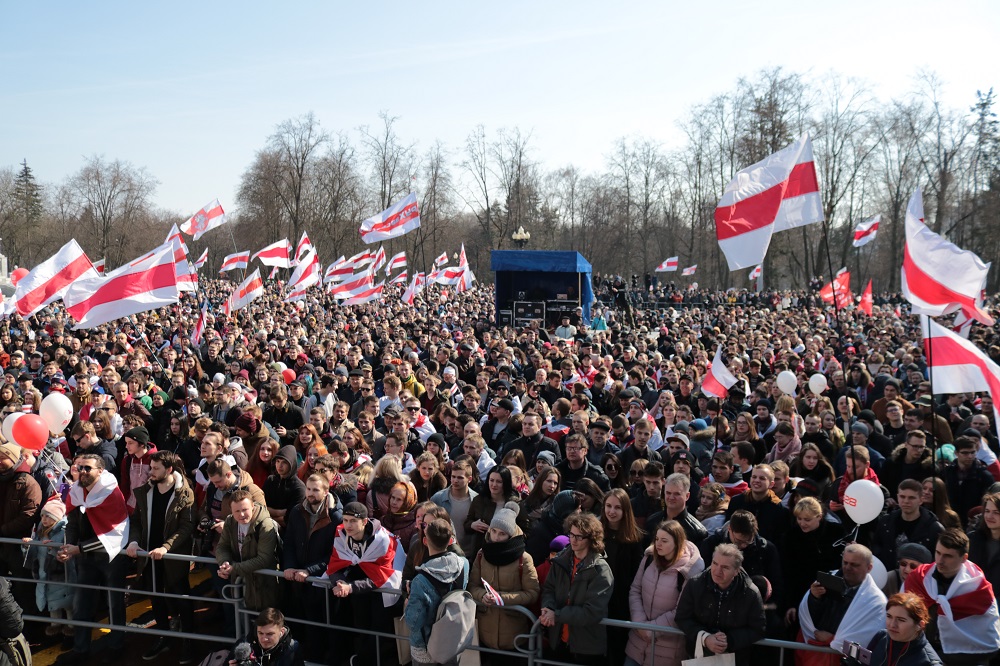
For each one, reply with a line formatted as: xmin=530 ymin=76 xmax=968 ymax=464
xmin=793 ymin=496 xmax=824 ymax=520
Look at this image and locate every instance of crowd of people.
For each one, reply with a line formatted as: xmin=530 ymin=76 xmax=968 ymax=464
xmin=0 ymin=275 xmax=998 ymax=666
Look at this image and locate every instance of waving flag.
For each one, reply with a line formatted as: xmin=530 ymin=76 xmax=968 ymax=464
xmin=371 ymin=245 xmax=387 ymax=274
xmin=219 ymin=251 xmax=249 ymax=273
xmin=13 ymin=240 xmax=100 ymax=317
xmin=227 ymin=269 xmax=264 ymax=312
xmin=252 ymin=239 xmax=292 ymax=268
xmin=433 ymin=251 xmax=449 ymax=267
xmin=93 ymin=258 xmax=106 ymax=274
xmin=902 ymin=188 xmax=993 ymax=325
xmin=656 ymin=257 xmax=679 ymax=272
xmin=359 ymin=193 xmax=420 ymax=244
xmin=346 ymin=249 xmax=373 ymax=270
xmin=342 ymin=281 xmax=385 ymax=306
xmin=748 ymin=265 xmax=762 ymax=281
xmin=386 ymin=251 xmax=407 ymax=275
xmin=191 ymin=301 xmax=209 ymax=347
xmin=268 ymin=266 xmax=279 ymax=280
xmin=402 ymin=272 xmax=425 ymax=306
xmin=193 ymin=248 xmax=209 ymax=269
xmin=165 ymin=224 xmax=197 ymax=292
xmin=859 ymin=280 xmax=873 ymax=316
xmin=702 ymin=345 xmax=739 ymax=399
xmin=820 ymin=270 xmax=852 ymax=308
xmin=179 ymin=199 xmax=227 ymax=241
xmin=952 ymin=311 xmax=975 ymax=339
xmin=285 ymin=250 xmax=320 ymax=303
xmin=852 ymin=215 xmax=880 ymax=247
xmin=681 ymin=265 xmax=697 ymax=276
xmin=294 ymin=231 xmax=314 ymax=265
xmin=715 ymin=134 xmax=823 ymax=270
xmin=329 ymin=271 xmax=374 ymax=299
xmin=325 ymin=256 xmax=350 ymax=283
xmin=389 ymin=270 xmax=408 ymax=285
xmin=63 ymin=243 xmax=179 ymax=329
xmin=66 ymin=470 xmax=129 ymax=559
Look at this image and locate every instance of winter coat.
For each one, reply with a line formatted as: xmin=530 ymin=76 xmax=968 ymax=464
xmin=130 ymin=471 xmax=196 ymax=587
xmin=866 ymin=629 xmax=943 ymax=666
xmin=282 ymin=494 xmax=343 ymax=575
xmin=120 ymin=444 xmax=158 ymax=515
xmin=23 ymin=517 xmax=76 ymax=612
xmin=724 ymin=490 xmax=791 ymax=543
xmin=779 ymin=519 xmax=845 ymax=610
xmin=625 ymin=540 xmax=705 ymax=666
xmin=200 ymin=466 xmax=266 ymax=522
xmin=468 ymin=532 xmax=540 ymax=649
xmin=605 ymin=532 xmax=646 ymax=625
xmin=675 ymin=568 xmax=765 ymax=666
xmin=225 ymin=626 xmax=304 ymax=666
xmin=404 ymin=551 xmax=469 ymax=653
xmin=0 ymin=467 xmax=41 ymax=539
xmin=539 ymin=548 xmax=614 ymax=655
xmin=968 ymin=529 xmax=1000 ymax=593
xmin=464 ymin=493 xmax=522 ymax=558
xmin=871 ymin=507 xmax=943 ymax=568
xmin=381 ymin=508 xmax=419 ymax=553
xmin=878 ymin=445 xmax=935 ymax=498
xmin=262 ymin=446 xmax=306 ymax=514
xmin=215 ymin=501 xmax=280 ymax=611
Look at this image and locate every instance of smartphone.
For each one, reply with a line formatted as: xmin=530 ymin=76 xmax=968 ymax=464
xmin=816 ymin=571 xmax=847 ymax=595
xmin=842 ymin=641 xmax=872 ymax=664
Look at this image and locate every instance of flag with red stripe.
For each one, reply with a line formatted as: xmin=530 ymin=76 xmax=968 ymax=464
xmin=65 ymin=470 xmax=129 ymax=559
xmin=63 ymin=243 xmax=180 ymax=330
xmin=325 ymin=256 xmax=350 ymax=283
xmin=359 ymin=193 xmax=421 ymax=244
xmin=656 ymin=257 xmax=678 ymax=272
xmin=371 ymin=245 xmax=387 ymax=273
xmin=386 ymin=250 xmax=406 ymax=275
xmin=191 ymin=300 xmax=209 ymax=346
xmin=820 ymin=270 xmax=853 ymax=308
xmin=93 ymin=258 xmax=106 ymax=274
xmin=179 ymin=199 xmax=228 ymax=241
xmin=329 ymin=271 xmax=374 ymax=299
xmin=902 ymin=188 xmax=993 ymax=325
xmin=681 ymin=265 xmax=697 ymax=276
xmin=859 ymin=279 xmax=873 ymax=316
xmin=702 ymin=346 xmax=739 ymax=399
xmin=294 ymin=230 xmax=314 ymax=265
xmin=342 ymin=280 xmax=385 ymax=305
xmin=433 ymin=251 xmax=448 ymax=267
xmin=193 ymin=248 xmax=209 ymax=269
xmin=905 ymin=560 xmax=1000 ymax=655
xmin=165 ymin=224 xmax=197 ymax=292
xmin=852 ymin=215 xmax=880 ymax=247
xmin=252 ymin=239 xmax=292 ymax=268
xmin=227 ymin=268 xmax=264 ymax=312
xmin=14 ymin=240 xmax=100 ymax=317
xmin=715 ymin=134 xmax=823 ymax=270
xmin=390 ymin=270 xmax=408 ymax=285
xmin=748 ymin=265 xmax=762 ymax=281
xmin=219 ymin=251 xmax=249 ymax=273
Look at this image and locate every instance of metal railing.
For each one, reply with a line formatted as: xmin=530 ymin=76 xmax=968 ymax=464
xmin=5 ymin=537 xmax=841 ymax=664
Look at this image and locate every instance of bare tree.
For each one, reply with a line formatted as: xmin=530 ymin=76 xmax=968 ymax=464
xmin=264 ymin=112 xmax=329 ymax=242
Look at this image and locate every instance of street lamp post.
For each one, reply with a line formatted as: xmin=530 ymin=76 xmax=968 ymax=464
xmin=512 ymin=226 xmax=530 ymax=249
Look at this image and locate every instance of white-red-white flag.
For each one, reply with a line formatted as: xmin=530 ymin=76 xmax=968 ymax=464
xmin=191 ymin=300 xmax=209 ymax=347
xmin=347 ymin=249 xmax=373 ymax=268
xmin=165 ymin=224 xmax=197 ymax=293
xmin=715 ymin=134 xmax=823 ymax=270
xmin=219 ymin=251 xmax=249 ymax=273
xmin=433 ymin=251 xmax=449 ymax=267
xmin=294 ymin=231 xmax=314 ymax=265
xmin=902 ymin=188 xmax=993 ymax=325
xmin=852 ymin=215 xmax=880 ymax=247
xmin=227 ymin=268 xmax=265 ymax=312
xmin=820 ymin=270 xmax=853 ymax=308
xmin=656 ymin=257 xmax=679 ymax=272
xmin=63 ymin=243 xmax=179 ymax=330
xmin=284 ymin=250 xmax=320 ymax=303
xmin=748 ymin=265 xmax=762 ymax=281
xmin=193 ymin=249 xmax=209 ymax=269
xmin=325 ymin=256 xmax=350 ymax=283
xmin=390 ymin=270 xmax=408 ymax=285
xmin=401 ymin=272 xmax=426 ymax=305
xmin=179 ymin=199 xmax=227 ymax=241
xmin=65 ymin=470 xmax=129 ymax=559
xmin=93 ymin=258 xmax=106 ymax=274
xmin=702 ymin=346 xmax=739 ymax=399
xmin=13 ymin=240 xmax=100 ymax=317
xmin=371 ymin=245 xmax=387 ymax=274
xmin=859 ymin=279 xmax=873 ymax=316
xmin=329 ymin=271 xmax=374 ymax=299
xmin=342 ymin=281 xmax=384 ymax=306
xmin=386 ymin=251 xmax=406 ymax=275
xmin=359 ymin=193 xmax=420 ymax=244
xmin=681 ymin=265 xmax=697 ymax=276
xmin=268 ymin=265 xmax=279 ymax=280
xmin=252 ymin=239 xmax=292 ymax=268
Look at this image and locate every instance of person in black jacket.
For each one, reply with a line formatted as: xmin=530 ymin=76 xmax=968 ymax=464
xmin=643 ymin=472 xmax=708 ymax=547
xmin=870 ymin=479 xmax=943 ymax=569
xmin=501 ymin=412 xmax=561 ymax=467
xmin=262 ymin=385 xmax=307 ymax=449
xmin=0 ymin=575 xmax=29 ymax=666
xmin=724 ymin=465 xmax=790 ymax=543
xmin=556 ymin=434 xmax=610 ymax=492
xmin=224 ymin=607 xmax=303 ymax=666
xmin=699 ymin=511 xmax=784 ymax=611
xmin=942 ymin=436 xmax=996 ymax=527
xmin=263 ymin=446 xmax=306 ymax=529
xmin=676 ymin=543 xmax=765 ymax=666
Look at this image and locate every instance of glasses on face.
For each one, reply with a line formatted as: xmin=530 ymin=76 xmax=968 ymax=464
xmin=605 ymin=464 xmax=619 ymax=471
xmin=630 ymin=470 xmax=643 ymax=477
xmin=567 ymin=532 xmax=589 ymax=542
xmin=78 ymin=465 xmax=95 ymax=473
xmin=566 ymin=446 xmax=583 ymax=452
xmin=406 ymin=406 xmax=420 ymax=412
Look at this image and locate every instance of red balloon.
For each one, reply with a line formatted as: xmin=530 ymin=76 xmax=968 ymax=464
xmin=11 ymin=414 xmax=48 ymax=452
xmin=282 ymin=369 xmax=296 ymax=385
xmin=10 ymin=268 xmax=28 ymax=286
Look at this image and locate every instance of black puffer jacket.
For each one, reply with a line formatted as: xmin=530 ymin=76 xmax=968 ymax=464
xmin=675 ymin=568 xmax=765 ymax=666
xmin=870 ymin=507 xmax=943 ymax=568
xmin=0 ymin=577 xmax=22 ymax=639
xmin=225 ymin=626 xmax=303 ymax=666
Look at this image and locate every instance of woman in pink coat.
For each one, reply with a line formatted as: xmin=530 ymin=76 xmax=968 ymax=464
xmin=625 ymin=519 xmax=705 ymax=666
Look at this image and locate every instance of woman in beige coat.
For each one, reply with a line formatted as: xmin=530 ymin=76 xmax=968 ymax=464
xmin=468 ymin=501 xmax=540 ymax=656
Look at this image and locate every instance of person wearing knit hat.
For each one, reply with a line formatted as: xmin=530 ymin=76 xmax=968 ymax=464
xmin=882 ymin=542 xmax=934 ymax=596
xmin=42 ymin=497 xmax=67 ymax=522
xmin=234 ymin=412 xmax=259 ymax=436
xmin=122 ymin=427 xmax=156 ymax=514
xmin=26 ymin=496 xmax=73 ymax=638
xmin=489 ymin=501 xmax=521 ymax=538
xmin=0 ymin=443 xmax=22 ymax=470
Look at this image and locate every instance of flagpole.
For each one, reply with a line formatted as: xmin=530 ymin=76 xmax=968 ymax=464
xmin=922 ymin=315 xmax=940 ymax=508
xmin=821 ymin=221 xmax=842 ymax=332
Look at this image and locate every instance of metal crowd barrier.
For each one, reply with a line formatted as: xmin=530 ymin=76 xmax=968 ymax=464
xmin=4 ymin=537 xmax=841 ymax=665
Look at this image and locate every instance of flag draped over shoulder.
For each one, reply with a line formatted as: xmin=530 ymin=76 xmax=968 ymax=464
xmin=904 ymin=561 xmax=1000 ymax=655
xmin=702 ymin=346 xmax=738 ymax=399
xmin=65 ymin=470 xmax=129 ymax=559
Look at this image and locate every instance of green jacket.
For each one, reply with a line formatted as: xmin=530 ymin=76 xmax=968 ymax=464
xmin=539 ymin=548 xmax=613 ymax=655
xmin=216 ymin=501 xmax=280 ymax=611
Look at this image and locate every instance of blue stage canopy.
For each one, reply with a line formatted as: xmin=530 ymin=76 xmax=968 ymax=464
xmin=490 ymin=250 xmax=595 ymax=323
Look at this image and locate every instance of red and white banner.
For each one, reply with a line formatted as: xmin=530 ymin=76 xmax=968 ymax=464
xmin=820 ymin=270 xmax=852 ymax=308
xmin=902 ymin=188 xmax=993 ymax=325
xmin=347 ymin=248 xmax=373 ymax=269
xmin=252 ymin=239 xmax=292 ymax=268
xmin=179 ymin=199 xmax=228 ymax=241
xmin=193 ymin=248 xmax=209 ymax=269
xmin=655 ymin=257 xmax=679 ymax=272
xmin=859 ymin=279 xmax=873 ymax=316
xmin=389 ymin=270 xmax=408 ymax=285
xmin=359 ymin=193 xmax=420 ymax=244
xmin=386 ymin=251 xmax=406 ymax=274
xmin=401 ymin=272 xmax=426 ymax=306
xmin=284 ymin=250 xmax=320 ymax=303
xmin=922 ymin=317 xmax=1000 ymax=435
xmin=329 ymin=271 xmax=374 ymax=299
xmin=13 ymin=240 xmax=100 ymax=317
xmin=325 ymin=256 xmax=351 ymax=283
xmin=748 ymin=265 xmax=762 ymax=281
xmin=219 ymin=251 xmax=249 ymax=273
xmin=294 ymin=231 xmax=314 ymax=265
xmin=852 ymin=215 xmax=880 ymax=247
xmin=702 ymin=346 xmax=739 ymax=399
xmin=227 ymin=268 xmax=264 ymax=312
xmin=681 ymin=265 xmax=697 ymax=276
xmin=268 ymin=266 xmax=279 ymax=280
xmin=371 ymin=245 xmax=387 ymax=274
xmin=165 ymin=224 xmax=197 ymax=293
xmin=342 ymin=281 xmax=384 ymax=306
xmin=64 ymin=243 xmax=179 ymax=329
xmin=715 ymin=134 xmax=823 ymax=270
xmin=905 ymin=560 xmax=1000 ymax=655
xmin=66 ymin=470 xmax=129 ymax=559
xmin=952 ymin=311 xmax=975 ymax=339
xmin=93 ymin=258 xmax=106 ymax=274
xmin=191 ymin=301 xmax=208 ymax=347
xmin=433 ymin=251 xmax=449 ymax=267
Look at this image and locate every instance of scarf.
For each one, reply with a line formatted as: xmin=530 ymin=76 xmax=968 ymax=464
xmin=904 ymin=561 xmax=1000 ymax=655
xmin=326 ymin=520 xmax=404 ymax=606
xmin=482 ymin=534 xmax=526 ymax=567
xmin=66 ymin=470 xmax=130 ymax=559
xmin=799 ymin=572 xmax=886 ymax=649
xmin=836 ymin=467 xmax=879 ymax=502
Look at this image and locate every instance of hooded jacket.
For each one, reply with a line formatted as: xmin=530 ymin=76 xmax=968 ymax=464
xmin=263 ymin=445 xmax=306 ymax=513
xmin=468 ymin=529 xmax=540 ymax=650
xmin=539 ymin=547 xmax=614 ymax=655
xmin=130 ymin=471 xmax=195 ymax=585
xmin=283 ymin=492 xmax=343 ymax=576
xmin=404 ymin=550 xmax=469 ymax=652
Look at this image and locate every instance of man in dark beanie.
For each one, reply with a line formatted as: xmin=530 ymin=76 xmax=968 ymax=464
xmin=121 ymin=427 xmax=157 ymax=516
xmin=263 ymin=446 xmax=305 ymax=529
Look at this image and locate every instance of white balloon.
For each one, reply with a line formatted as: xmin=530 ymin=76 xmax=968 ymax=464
xmin=1 ymin=412 xmax=22 ymax=444
xmin=869 ymin=556 xmax=888 ymax=589
xmin=776 ymin=370 xmax=798 ymax=395
xmin=40 ymin=392 xmax=74 ymax=433
xmin=277 ymin=362 xmax=287 ymax=372
xmin=843 ymin=479 xmax=884 ymax=525
xmin=808 ymin=373 xmax=829 ymax=395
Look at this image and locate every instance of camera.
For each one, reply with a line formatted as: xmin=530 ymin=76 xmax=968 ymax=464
xmin=841 ymin=641 xmax=871 ymax=665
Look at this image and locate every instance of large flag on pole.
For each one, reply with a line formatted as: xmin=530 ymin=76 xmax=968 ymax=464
xmin=902 ymin=188 xmax=993 ymax=325
xmin=359 ymin=193 xmax=421 ymax=244
xmin=389 ymin=270 xmax=408 ymax=285
xmin=386 ymin=251 xmax=407 ymax=275
xmin=227 ymin=269 xmax=264 ymax=312
xmin=284 ymin=250 xmax=320 ymax=303
xmin=371 ymin=245 xmax=387 ymax=274
xmin=402 ymin=272 xmax=425 ymax=305
xmin=63 ymin=243 xmax=180 ymax=329
xmin=219 ymin=251 xmax=249 ymax=273
xmin=702 ymin=346 xmax=739 ymax=399
xmin=191 ymin=300 xmax=209 ymax=347
xmin=252 ymin=239 xmax=293 ymax=268
xmin=852 ymin=215 xmax=880 ymax=247
xmin=329 ymin=271 xmax=374 ymax=299
xmin=820 ymin=270 xmax=853 ymax=308
xmin=179 ymin=199 xmax=227 ymax=241
xmin=715 ymin=134 xmax=823 ymax=270
xmin=748 ymin=265 xmax=762 ymax=281
xmin=342 ymin=281 xmax=384 ymax=306
xmin=324 ymin=257 xmax=351 ymax=283
xmin=294 ymin=231 xmax=314 ymax=265
xmin=13 ymin=240 xmax=100 ymax=317
xmin=656 ymin=257 xmax=679 ymax=272
xmin=165 ymin=224 xmax=197 ymax=292
xmin=193 ymin=249 xmax=209 ymax=269
xmin=433 ymin=251 xmax=449 ymax=267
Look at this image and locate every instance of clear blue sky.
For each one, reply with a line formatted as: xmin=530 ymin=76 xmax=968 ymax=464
xmin=2 ymin=1 xmax=996 ymax=216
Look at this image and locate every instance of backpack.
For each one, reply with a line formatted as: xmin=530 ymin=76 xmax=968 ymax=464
xmin=424 ymin=575 xmax=477 ymax=664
